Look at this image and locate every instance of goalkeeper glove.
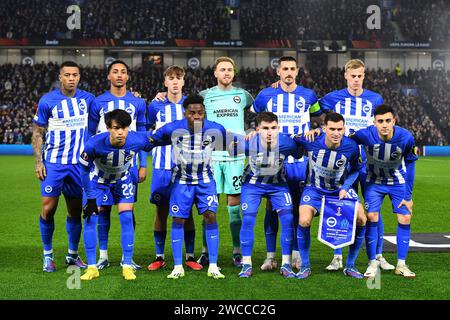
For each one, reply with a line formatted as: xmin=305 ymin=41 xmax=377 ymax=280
xmin=83 ymin=198 xmax=98 ymax=223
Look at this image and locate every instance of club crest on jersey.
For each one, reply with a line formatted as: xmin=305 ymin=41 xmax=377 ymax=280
xmin=103 ymin=195 xmax=108 ymax=202
xmin=363 ymin=104 xmax=372 ymax=114
xmin=242 ymin=203 xmax=248 ymax=211
xmin=81 ymin=152 xmax=89 ymax=161
xmin=233 ymin=96 xmax=241 ymax=104
xmin=125 ymin=154 xmax=133 ymax=162
xmin=171 ymin=205 xmax=179 ymax=213
xmin=202 ymin=137 xmax=213 ymax=147
xmin=364 ymin=202 xmax=369 ymax=210
xmin=126 ymin=106 xmax=134 ymax=114
xmin=336 ymin=159 xmax=346 ymax=167
xmin=303 ymin=195 xmax=311 ymax=202
xmin=391 ymin=150 xmax=401 ymax=159
xmin=44 ymin=186 xmax=53 ymax=193
xmin=295 ymin=99 xmax=304 ymax=110
xmin=78 ymin=99 xmax=87 ymax=112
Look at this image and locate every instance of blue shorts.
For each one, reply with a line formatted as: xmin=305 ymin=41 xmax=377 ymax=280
xmin=364 ymin=183 xmax=410 ymax=215
xmin=241 ymin=182 xmax=293 ymax=215
xmin=300 ymin=186 xmax=360 ymax=213
xmin=150 ymin=169 xmax=172 ymax=205
xmin=40 ymin=162 xmax=82 ymax=198
xmin=83 ymin=175 xmax=136 ymax=207
xmin=169 ymin=182 xmax=218 ymax=218
xmin=285 ymin=161 xmax=307 ymax=201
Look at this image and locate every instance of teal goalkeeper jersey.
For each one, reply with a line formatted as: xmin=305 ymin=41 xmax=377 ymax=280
xmin=200 ymin=86 xmax=254 ymax=161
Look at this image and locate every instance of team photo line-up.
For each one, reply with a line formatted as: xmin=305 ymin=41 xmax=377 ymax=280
xmin=33 ymin=55 xmax=417 ymax=281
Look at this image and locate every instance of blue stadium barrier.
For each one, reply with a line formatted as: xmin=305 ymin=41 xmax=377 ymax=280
xmin=423 ymin=146 xmax=450 ymax=156
xmin=0 ymin=144 xmax=33 ymax=155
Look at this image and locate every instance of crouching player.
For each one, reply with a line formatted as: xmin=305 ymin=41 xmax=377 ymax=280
xmin=294 ymin=112 xmax=367 ymax=279
xmin=79 ymin=109 xmax=154 ymax=281
xmin=149 ymin=95 xmax=234 ymax=279
xmin=233 ymin=112 xmax=302 ymax=278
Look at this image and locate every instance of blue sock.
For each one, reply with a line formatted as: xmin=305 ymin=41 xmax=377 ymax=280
xmin=278 ymin=209 xmax=294 ymax=256
xmin=376 ymin=213 xmax=384 ymax=255
xmin=240 ymin=213 xmax=257 ymax=257
xmin=154 ymin=230 xmax=167 ymax=256
xmin=397 ymin=223 xmax=411 ymax=260
xmin=83 ymin=215 xmax=98 ymax=265
xmin=184 ymin=229 xmax=195 ymax=255
xmin=206 ymin=222 xmax=219 ymax=264
xmin=119 ymin=211 xmax=134 ymax=266
xmin=171 ymin=222 xmax=184 ymax=265
xmin=66 ymin=216 xmax=82 ymax=253
xmin=334 ymin=248 xmax=343 ymax=255
xmin=297 ymin=225 xmax=311 ymax=268
xmin=264 ymin=209 xmax=278 ymax=253
xmin=98 ymin=209 xmax=111 ymax=251
xmin=39 ymin=216 xmax=55 ymax=253
xmin=365 ymin=221 xmax=378 ymax=260
xmin=346 ymin=225 xmax=366 ymax=268
xmin=292 ymin=210 xmax=299 ymax=251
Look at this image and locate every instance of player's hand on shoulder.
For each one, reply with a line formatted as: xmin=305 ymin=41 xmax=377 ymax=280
xmin=130 ymin=88 xmax=142 ymax=98
xmin=35 ymin=159 xmax=46 ymax=180
xmin=83 ymin=198 xmax=98 ymax=222
xmin=245 ymin=130 xmax=257 ymax=141
xmin=271 ymin=80 xmax=281 ymax=89
xmin=304 ymin=128 xmax=322 ymax=142
xmin=153 ymin=92 xmax=167 ymax=102
xmin=338 ymin=189 xmax=348 ymax=200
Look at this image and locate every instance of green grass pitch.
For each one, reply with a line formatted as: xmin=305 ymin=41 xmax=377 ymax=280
xmin=0 ymin=156 xmax=449 ymax=300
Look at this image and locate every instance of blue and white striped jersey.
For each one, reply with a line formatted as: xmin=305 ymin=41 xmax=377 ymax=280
xmin=319 ymin=88 xmax=383 ymax=135
xmin=79 ymin=131 xmax=153 ymax=189
xmin=149 ymin=118 xmax=229 ymax=185
xmin=253 ymin=86 xmax=320 ymax=163
xmin=147 ymin=96 xmax=185 ymax=170
xmin=88 ymin=91 xmax=147 ymax=168
xmin=238 ymin=133 xmax=303 ymax=185
xmin=293 ymin=134 xmax=361 ymax=192
xmin=33 ymin=88 xmax=95 ymax=164
xmin=350 ymin=125 xmax=418 ymax=185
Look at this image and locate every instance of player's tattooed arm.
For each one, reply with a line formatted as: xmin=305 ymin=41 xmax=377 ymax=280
xmin=32 ymin=123 xmax=46 ymax=180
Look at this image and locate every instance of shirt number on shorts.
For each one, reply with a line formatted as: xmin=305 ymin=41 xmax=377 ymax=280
xmin=284 ymin=193 xmax=292 ymax=205
xmin=207 ymin=195 xmax=219 ymax=207
xmin=232 ymin=175 xmax=242 ymax=189
xmin=122 ymin=183 xmax=135 ymax=197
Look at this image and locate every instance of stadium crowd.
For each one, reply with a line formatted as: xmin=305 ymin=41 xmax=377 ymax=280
xmin=239 ymin=0 xmax=395 ymax=42
xmin=393 ymin=0 xmax=450 ymax=43
xmin=1 ymin=0 xmax=447 ymax=43
xmin=0 ymin=62 xmax=447 ymax=146
xmin=0 ymin=0 xmax=231 ymax=40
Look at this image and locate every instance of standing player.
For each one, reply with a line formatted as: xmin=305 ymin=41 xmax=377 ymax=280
xmin=252 ymin=56 xmax=321 ymax=271
xmin=234 ymin=112 xmax=302 ymax=278
xmin=88 ymin=60 xmax=147 ymax=270
xmin=80 ymin=109 xmax=154 ymax=281
xmin=349 ymin=105 xmax=418 ymax=278
xmin=146 ymin=66 xmax=202 ymax=271
xmin=294 ymin=112 xmax=367 ymax=279
xmin=33 ymin=61 xmax=94 ymax=272
xmin=319 ymin=59 xmax=394 ymax=271
xmin=197 ymin=57 xmax=254 ymax=267
xmin=149 ymin=95 xmax=231 ymax=279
